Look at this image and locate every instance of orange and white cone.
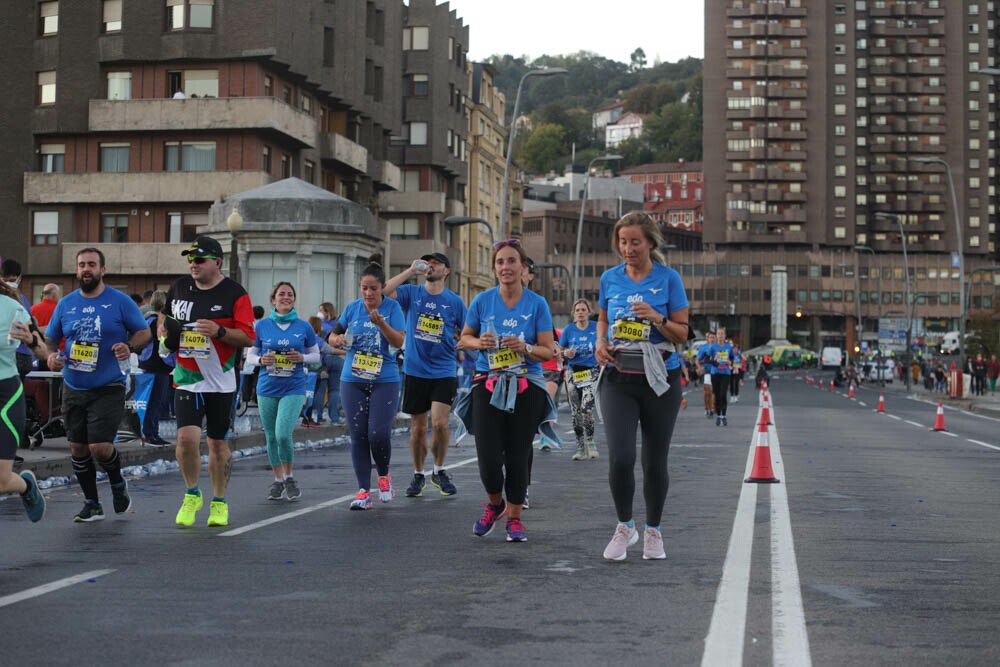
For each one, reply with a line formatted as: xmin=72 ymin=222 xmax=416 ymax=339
xmin=829 ymin=379 xmax=835 ymax=392
xmin=848 ymin=382 xmax=855 ymax=399
xmin=932 ymin=402 xmax=946 ymax=431
xmin=745 ymin=416 xmax=780 ymax=484
xmin=877 ymin=393 xmax=886 ymax=413
xmin=760 ymin=394 xmax=772 ymax=426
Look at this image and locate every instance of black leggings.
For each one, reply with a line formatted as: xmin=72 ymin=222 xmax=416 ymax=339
xmin=600 ymin=368 xmax=682 ymax=527
xmin=0 ymin=376 xmax=25 ymax=460
xmin=471 ymin=381 xmax=547 ymax=505
xmin=712 ymin=374 xmax=730 ymax=416
xmin=730 ymin=372 xmax=741 ymax=398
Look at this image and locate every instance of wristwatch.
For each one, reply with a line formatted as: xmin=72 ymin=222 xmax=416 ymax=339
xmin=525 ymin=344 xmax=534 ymax=356
xmin=215 ymin=325 xmax=227 ymax=339
xmin=659 ymin=316 xmax=668 ymax=327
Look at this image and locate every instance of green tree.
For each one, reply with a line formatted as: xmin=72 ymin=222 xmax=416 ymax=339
xmin=630 ymin=47 xmax=647 ymax=72
xmin=967 ymin=313 xmax=1000 ymax=356
xmin=616 ymin=136 xmax=655 ymax=170
xmin=519 ymin=123 xmax=567 ymax=173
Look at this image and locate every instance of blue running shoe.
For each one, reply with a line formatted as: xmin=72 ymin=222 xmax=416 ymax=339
xmin=473 ymin=501 xmax=507 ymax=537
xmin=505 ymin=518 xmax=527 ymax=542
xmin=20 ymin=471 xmax=45 ymax=523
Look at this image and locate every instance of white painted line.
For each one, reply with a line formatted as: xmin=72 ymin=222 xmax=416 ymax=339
xmin=701 ymin=435 xmax=759 ymax=667
xmin=939 ymin=431 xmax=958 ymax=438
xmin=888 ymin=414 xmax=902 ymax=421
xmin=858 ymin=401 xmax=867 ymax=407
xmin=967 ymin=439 xmax=1000 ymax=451
xmin=219 ymin=456 xmax=481 ymax=537
xmin=904 ymin=420 xmax=924 ymax=428
xmin=768 ymin=431 xmax=812 ymax=667
xmin=0 ymin=569 xmax=115 ymax=608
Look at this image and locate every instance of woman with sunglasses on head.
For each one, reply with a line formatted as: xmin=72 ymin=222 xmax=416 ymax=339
xmin=327 ymin=255 xmax=405 ymax=510
xmin=245 ymin=282 xmax=318 ymax=501
xmin=458 ymin=239 xmax=556 ymax=542
xmin=560 ymin=298 xmax=600 ymax=461
xmin=595 ymin=211 xmax=689 ymax=561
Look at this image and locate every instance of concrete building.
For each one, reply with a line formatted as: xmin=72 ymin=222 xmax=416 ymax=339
xmin=6 ymin=0 xmax=402 ymax=302
xmin=605 ymin=111 xmax=646 ymax=148
xmin=382 ymin=0 xmax=468 ymax=288
xmin=701 ymin=0 xmax=999 ymax=349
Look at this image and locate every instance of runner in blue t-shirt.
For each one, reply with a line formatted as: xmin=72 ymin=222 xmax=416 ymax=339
xmin=559 ymin=299 xmax=600 ymax=461
xmin=247 ymin=282 xmax=319 ymax=502
xmin=704 ymin=326 xmax=735 ymax=426
xmin=384 ymin=253 xmax=467 ymax=498
xmin=34 ymin=248 xmax=150 ymax=522
xmin=697 ymin=331 xmax=716 ymax=418
xmin=328 ymin=256 xmax=405 ymax=511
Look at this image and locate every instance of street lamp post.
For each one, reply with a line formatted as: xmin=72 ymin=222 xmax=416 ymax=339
xmin=874 ymin=212 xmax=911 ymax=392
xmin=499 ymin=68 xmax=568 ymax=239
xmin=573 ymin=153 xmax=623 ymax=301
xmin=913 ymin=156 xmax=964 ymax=368
xmin=855 ymin=244 xmax=883 ymax=384
xmin=226 ymin=207 xmax=244 ymax=285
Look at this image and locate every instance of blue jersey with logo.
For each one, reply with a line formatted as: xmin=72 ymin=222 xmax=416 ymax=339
xmin=46 ymin=286 xmax=148 ymax=391
xmin=599 ymin=263 xmax=689 ymax=371
xmin=253 ymin=317 xmax=318 ymax=397
xmin=705 ymin=342 xmax=735 ymax=375
xmin=395 ymin=284 xmax=467 ymax=380
xmin=559 ymin=321 xmax=599 ymax=369
xmin=466 ymin=287 xmax=553 ymax=377
xmin=336 ymin=297 xmax=405 ymax=384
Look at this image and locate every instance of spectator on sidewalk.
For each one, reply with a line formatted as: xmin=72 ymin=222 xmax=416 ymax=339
xmin=971 ymin=352 xmax=988 ymax=396
xmin=31 ymin=284 xmax=60 ymax=326
xmin=987 ymin=354 xmax=999 ymax=395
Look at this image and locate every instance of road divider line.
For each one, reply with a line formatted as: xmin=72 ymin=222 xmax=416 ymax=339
xmin=219 ymin=456 xmax=481 ymax=537
xmin=938 ymin=431 xmax=958 ymax=438
xmin=904 ymin=420 xmax=923 ymax=428
xmin=967 ymin=439 xmax=1000 ymax=451
xmin=888 ymin=414 xmax=902 ymax=421
xmin=0 ymin=569 xmax=115 ymax=608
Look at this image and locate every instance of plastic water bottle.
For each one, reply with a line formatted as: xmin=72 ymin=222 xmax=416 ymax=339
xmin=414 ymin=260 xmax=430 ymax=272
xmin=343 ymin=328 xmax=354 ymax=350
xmin=118 ymin=356 xmax=130 ymax=375
xmin=484 ymin=317 xmax=498 ymax=353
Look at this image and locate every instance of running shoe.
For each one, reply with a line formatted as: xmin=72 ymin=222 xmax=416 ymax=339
xmin=587 ymin=441 xmax=599 ymax=460
xmin=267 ymin=480 xmax=285 ymax=501
xmin=377 ymin=475 xmax=394 ymax=503
xmin=473 ymin=501 xmax=507 ymax=537
xmin=175 ymin=491 xmax=203 ymax=527
xmin=572 ymin=445 xmax=587 ymax=461
xmin=716 ymin=416 xmax=722 ymax=426
xmin=603 ymin=523 xmax=638 ymax=561
xmin=539 ymin=436 xmax=552 ymax=452
xmin=74 ymin=500 xmax=105 ymax=523
xmin=110 ymin=479 xmax=132 ymax=514
xmin=642 ymin=527 xmax=666 ymax=560
xmin=722 ymin=416 xmax=728 ymax=427
xmin=405 ymin=473 xmax=425 ymax=497
xmin=430 ymin=470 xmax=457 ymax=496
xmin=506 ymin=518 xmax=527 ymax=542
xmin=20 ymin=471 xmax=45 ymax=523
xmin=350 ymin=489 xmax=372 ymax=510
xmin=283 ymin=478 xmax=301 ymax=501
xmin=207 ymin=500 xmax=229 ymax=527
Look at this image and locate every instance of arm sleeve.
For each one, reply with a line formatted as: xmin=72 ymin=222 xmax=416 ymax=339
xmin=301 ymin=344 xmax=321 ymax=365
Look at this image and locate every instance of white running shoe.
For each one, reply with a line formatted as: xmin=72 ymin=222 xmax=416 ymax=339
xmin=603 ymin=523 xmax=638 ymax=561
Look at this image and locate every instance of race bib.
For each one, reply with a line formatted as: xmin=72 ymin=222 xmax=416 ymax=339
xmin=68 ymin=341 xmax=99 ymax=372
xmin=179 ymin=329 xmax=211 ymax=359
xmin=487 ymin=348 xmax=525 ymax=373
xmin=415 ymin=313 xmax=445 ymax=343
xmin=613 ymin=319 xmax=651 ymax=341
xmin=573 ymin=368 xmax=595 ymax=387
xmin=271 ymin=352 xmax=295 ymax=378
xmin=351 ymin=351 xmax=384 ymax=380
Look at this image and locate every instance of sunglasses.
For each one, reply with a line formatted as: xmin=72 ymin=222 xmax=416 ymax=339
xmin=187 ymin=256 xmax=218 ymax=264
xmin=492 ymin=239 xmax=521 ymax=249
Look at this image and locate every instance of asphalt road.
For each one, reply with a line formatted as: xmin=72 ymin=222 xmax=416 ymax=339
xmin=2 ymin=374 xmax=997 ymax=666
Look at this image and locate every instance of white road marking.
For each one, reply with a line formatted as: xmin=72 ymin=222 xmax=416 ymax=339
xmin=219 ymin=456 xmax=481 ymax=537
xmin=967 ymin=439 xmax=1000 ymax=451
xmin=0 ymin=569 xmax=115 ymax=608
xmin=938 ymin=431 xmax=958 ymax=438
xmin=858 ymin=401 xmax=867 ymax=407
xmin=904 ymin=420 xmax=924 ymax=428
xmin=888 ymin=414 xmax=902 ymax=421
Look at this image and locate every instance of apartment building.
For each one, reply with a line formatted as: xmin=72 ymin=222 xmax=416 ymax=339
xmin=702 ymin=0 xmax=999 ymax=347
xmin=382 ymin=0 xmax=468 ymax=285
xmin=6 ymin=0 xmax=402 ymax=302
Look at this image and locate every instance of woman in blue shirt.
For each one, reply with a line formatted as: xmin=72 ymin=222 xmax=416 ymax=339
xmin=246 ymin=282 xmax=318 ymax=502
xmin=328 ymin=256 xmax=405 ymax=510
xmin=460 ymin=240 xmax=554 ymax=543
xmin=595 ymin=211 xmax=690 ymax=562
xmin=559 ymin=299 xmax=600 ymax=461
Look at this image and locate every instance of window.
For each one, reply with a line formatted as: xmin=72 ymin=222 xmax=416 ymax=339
xmin=168 ymin=212 xmax=204 ymax=243
xmin=37 ymin=71 xmax=56 ymax=105
xmin=107 ymin=71 xmax=132 ymax=100
xmin=40 ymin=144 xmax=65 ymax=173
xmin=100 ymin=143 xmax=130 ymax=172
xmin=262 ymin=146 xmax=271 ymax=173
xmin=102 ymin=214 xmax=129 ymax=243
xmin=183 ymin=70 xmax=218 ymax=97
xmin=406 ymin=74 xmax=429 ymax=97
xmin=263 ymin=75 xmax=272 ymax=97
xmin=389 ymin=218 xmax=420 ymax=240
xmin=39 ymin=2 xmax=58 ymax=36
xmin=33 ymin=212 xmax=58 ymax=246
xmin=402 ymin=170 xmax=420 ymax=192
xmin=165 ymin=142 xmax=216 ymax=171
xmin=304 ymin=160 xmax=315 ymax=183
xmin=167 ymin=0 xmax=213 ymax=30
xmin=402 ymin=26 xmax=429 ymax=50
xmin=323 ymin=28 xmax=334 ymax=67
xmin=103 ymin=0 xmax=122 ymax=32
xmin=281 ymin=154 xmax=290 ymax=178
xmin=408 ymin=122 xmax=428 ymax=146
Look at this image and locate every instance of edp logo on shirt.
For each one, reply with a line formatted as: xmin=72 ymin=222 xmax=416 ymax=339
xmin=502 ymin=318 xmax=518 ymax=328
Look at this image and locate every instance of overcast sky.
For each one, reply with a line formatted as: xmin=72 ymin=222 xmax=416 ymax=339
xmin=440 ymin=0 xmax=705 ymax=66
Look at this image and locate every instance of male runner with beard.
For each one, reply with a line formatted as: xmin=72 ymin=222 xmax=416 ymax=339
xmin=161 ymin=237 xmax=254 ymax=527
xmin=383 ymin=253 xmax=467 ymax=497
xmin=31 ymin=248 xmax=149 ymax=521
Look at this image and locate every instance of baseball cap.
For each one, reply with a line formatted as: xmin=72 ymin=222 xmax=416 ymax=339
xmin=421 ymin=252 xmax=450 ymax=268
xmin=181 ymin=236 xmax=224 ymax=258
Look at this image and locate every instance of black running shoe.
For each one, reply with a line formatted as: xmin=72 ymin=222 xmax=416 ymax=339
xmin=74 ymin=501 xmax=105 ymax=523
xmin=111 ymin=479 xmax=132 ymax=514
xmin=430 ymin=470 xmax=457 ymax=496
xmin=405 ymin=473 xmax=425 ymax=497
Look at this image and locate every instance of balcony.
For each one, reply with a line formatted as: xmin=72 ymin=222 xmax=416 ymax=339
xmin=88 ymin=98 xmax=316 ymax=148
xmin=320 ymin=133 xmax=368 ymax=173
xmin=61 ymin=242 xmax=191 ymax=275
xmin=380 ymin=190 xmax=446 ymax=214
xmin=368 ymin=157 xmax=401 ymax=191
xmin=23 ymin=170 xmax=270 ymax=204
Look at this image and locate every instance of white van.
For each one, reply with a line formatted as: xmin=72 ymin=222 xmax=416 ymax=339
xmin=940 ymin=331 xmax=962 ymax=355
xmin=821 ymin=347 xmax=843 ymax=370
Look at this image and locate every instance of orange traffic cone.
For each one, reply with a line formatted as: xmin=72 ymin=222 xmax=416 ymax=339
xmin=760 ymin=394 xmax=772 ymax=425
xmin=761 ymin=378 xmax=768 ymax=391
xmin=829 ymin=379 xmax=835 ymax=392
xmin=848 ymin=382 xmax=855 ymax=399
xmin=932 ymin=402 xmax=946 ymax=431
xmin=745 ymin=417 xmax=780 ymax=484
xmin=877 ymin=393 xmax=886 ymax=413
